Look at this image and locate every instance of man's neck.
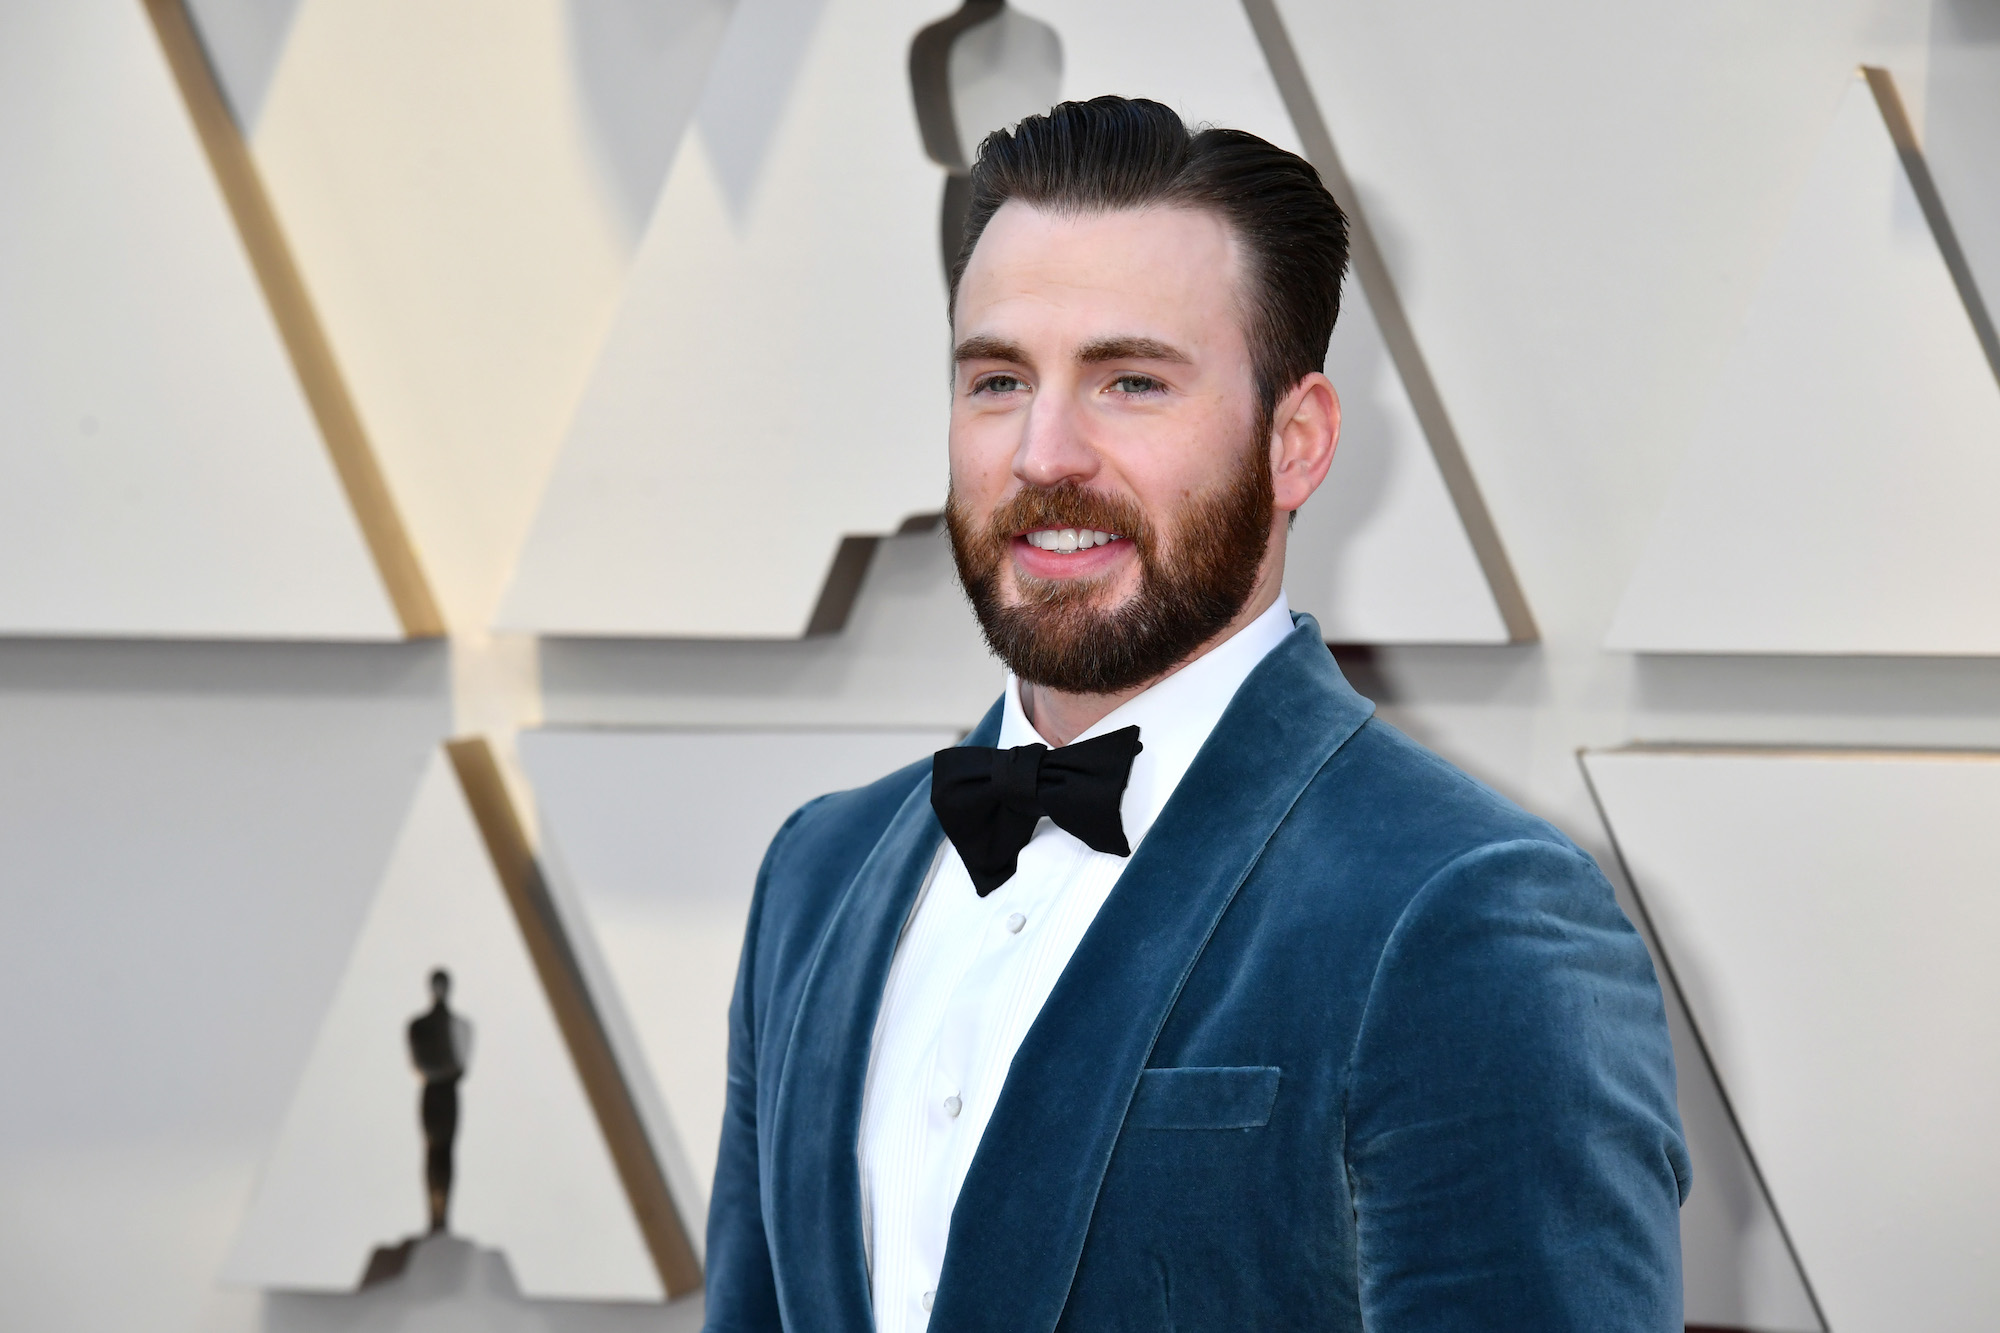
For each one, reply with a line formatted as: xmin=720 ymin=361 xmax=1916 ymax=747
xmin=1020 ymin=580 xmax=1284 ymax=747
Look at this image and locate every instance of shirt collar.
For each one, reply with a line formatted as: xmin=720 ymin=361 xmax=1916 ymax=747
xmin=998 ymin=593 xmax=1295 ymax=849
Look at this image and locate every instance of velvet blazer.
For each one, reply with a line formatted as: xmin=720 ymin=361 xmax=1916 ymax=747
xmin=704 ymin=615 xmax=1691 ymax=1332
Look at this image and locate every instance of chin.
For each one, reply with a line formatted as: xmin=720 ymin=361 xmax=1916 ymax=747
xmin=1006 ymin=565 xmax=1137 ymax=608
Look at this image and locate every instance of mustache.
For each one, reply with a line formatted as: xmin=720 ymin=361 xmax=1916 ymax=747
xmin=966 ymin=482 xmax=1156 ymax=551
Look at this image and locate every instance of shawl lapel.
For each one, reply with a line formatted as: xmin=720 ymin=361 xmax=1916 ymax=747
xmin=763 ymin=700 xmax=1004 ymax=1333
xmin=928 ymin=617 xmax=1374 ymax=1332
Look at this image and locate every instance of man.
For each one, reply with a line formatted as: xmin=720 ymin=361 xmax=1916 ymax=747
xmin=407 ymin=967 xmax=472 ymax=1233
xmin=705 ymin=97 xmax=1688 ymax=1332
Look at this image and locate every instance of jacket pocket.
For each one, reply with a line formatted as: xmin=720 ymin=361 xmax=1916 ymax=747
xmin=1125 ymin=1065 xmax=1281 ymax=1130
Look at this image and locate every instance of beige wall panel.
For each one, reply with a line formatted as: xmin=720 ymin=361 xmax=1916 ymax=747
xmin=521 ymin=726 xmax=957 ymax=1233
xmin=222 ymin=750 xmax=662 ymax=1301
xmin=0 ymin=1 xmax=400 ymax=639
xmin=1607 ymin=74 xmax=2000 ymax=655
xmin=1585 ymin=747 xmax=2000 ymax=1331
xmin=247 ymin=0 xmax=730 ymax=630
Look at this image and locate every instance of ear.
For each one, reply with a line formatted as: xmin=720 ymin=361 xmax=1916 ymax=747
xmin=1269 ymin=372 xmax=1339 ymax=513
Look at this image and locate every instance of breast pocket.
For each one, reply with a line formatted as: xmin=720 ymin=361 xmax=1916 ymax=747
xmin=1125 ymin=1065 xmax=1281 ymax=1130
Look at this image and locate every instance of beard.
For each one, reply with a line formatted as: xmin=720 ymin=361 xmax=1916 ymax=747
xmin=946 ymin=428 xmax=1276 ymax=696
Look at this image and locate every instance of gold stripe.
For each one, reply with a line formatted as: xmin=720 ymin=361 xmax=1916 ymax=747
xmin=446 ymin=737 xmax=705 ymax=1299
xmin=143 ymin=0 xmax=444 ymax=637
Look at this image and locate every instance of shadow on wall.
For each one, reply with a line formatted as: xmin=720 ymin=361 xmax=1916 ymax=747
xmin=1926 ymin=0 xmax=2000 ymax=338
xmin=259 ymin=1235 xmax=704 ymax=1331
xmin=565 ymin=0 xmax=737 ymax=241
xmin=1632 ymin=651 xmax=2000 ymax=727
xmin=911 ymin=1 xmax=1062 ymax=277
xmin=536 ymin=527 xmax=1000 ymax=728
xmin=183 ymin=0 xmax=308 ymax=130
xmin=690 ymin=0 xmax=831 ymax=225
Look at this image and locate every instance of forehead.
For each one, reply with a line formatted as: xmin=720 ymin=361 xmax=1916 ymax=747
xmin=954 ymin=201 xmax=1246 ymax=349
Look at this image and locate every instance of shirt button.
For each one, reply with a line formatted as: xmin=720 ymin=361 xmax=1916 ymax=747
xmin=943 ymin=1094 xmax=962 ymax=1117
xmin=1005 ymin=913 xmax=1026 ymax=933
xmin=922 ymin=1289 xmax=935 ymax=1311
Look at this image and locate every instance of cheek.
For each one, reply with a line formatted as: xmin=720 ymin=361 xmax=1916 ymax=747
xmin=948 ymin=413 xmax=1017 ymax=499
xmin=1108 ymin=432 xmax=1227 ymax=518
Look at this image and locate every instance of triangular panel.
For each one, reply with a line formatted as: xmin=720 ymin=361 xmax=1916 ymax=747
xmin=0 ymin=1 xmax=405 ymax=639
xmin=1608 ymin=72 xmax=2000 ymax=654
xmin=222 ymin=750 xmax=662 ymax=1300
xmin=1583 ymin=746 xmax=2000 ymax=1331
xmin=521 ymin=727 xmax=957 ymax=1223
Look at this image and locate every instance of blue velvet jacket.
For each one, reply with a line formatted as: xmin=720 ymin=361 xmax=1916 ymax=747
xmin=704 ymin=616 xmax=1691 ymax=1331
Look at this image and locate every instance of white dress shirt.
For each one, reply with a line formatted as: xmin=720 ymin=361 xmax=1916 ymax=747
xmin=856 ymin=594 xmax=1295 ymax=1332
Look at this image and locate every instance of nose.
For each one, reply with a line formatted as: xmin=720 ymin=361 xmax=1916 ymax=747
xmin=1012 ymin=389 xmax=1099 ymax=489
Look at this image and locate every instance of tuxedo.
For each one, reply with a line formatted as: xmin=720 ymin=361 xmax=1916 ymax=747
xmin=704 ymin=614 xmax=1690 ymax=1331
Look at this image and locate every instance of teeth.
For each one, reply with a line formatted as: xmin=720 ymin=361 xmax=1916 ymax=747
xmin=1026 ymin=528 xmax=1122 ymax=551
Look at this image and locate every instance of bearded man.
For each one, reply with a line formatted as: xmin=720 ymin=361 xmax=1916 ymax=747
xmin=702 ymin=97 xmax=1689 ymax=1333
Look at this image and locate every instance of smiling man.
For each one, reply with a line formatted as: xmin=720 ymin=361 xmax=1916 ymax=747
xmin=703 ymin=98 xmax=1689 ymax=1333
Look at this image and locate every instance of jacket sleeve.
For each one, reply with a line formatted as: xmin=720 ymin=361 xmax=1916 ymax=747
xmin=1345 ymin=838 xmax=1692 ymax=1331
xmin=701 ymin=805 xmax=815 ymax=1333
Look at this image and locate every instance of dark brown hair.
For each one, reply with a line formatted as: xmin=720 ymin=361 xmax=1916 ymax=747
xmin=949 ymin=96 xmax=1349 ymax=420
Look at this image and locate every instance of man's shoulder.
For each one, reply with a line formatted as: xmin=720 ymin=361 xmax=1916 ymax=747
xmin=1285 ymin=713 xmax=1599 ymax=905
xmin=1271 ymin=715 xmax=1658 ymax=1057
xmin=1337 ymin=716 xmax=1571 ymax=842
xmin=757 ymin=753 xmax=932 ymax=904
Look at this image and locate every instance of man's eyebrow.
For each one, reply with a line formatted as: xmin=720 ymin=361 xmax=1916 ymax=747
xmin=1074 ymin=335 xmax=1192 ymax=365
xmin=953 ymin=335 xmax=1030 ymax=364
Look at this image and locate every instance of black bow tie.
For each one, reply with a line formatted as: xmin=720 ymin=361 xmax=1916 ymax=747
xmin=930 ymin=725 xmax=1143 ymax=896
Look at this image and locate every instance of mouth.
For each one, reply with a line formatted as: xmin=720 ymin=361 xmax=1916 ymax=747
xmin=1011 ymin=526 xmax=1133 ymax=581
xmin=1021 ymin=526 xmax=1124 ymax=553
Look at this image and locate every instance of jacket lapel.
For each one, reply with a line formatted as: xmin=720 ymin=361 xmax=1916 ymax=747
xmin=764 ymin=700 xmax=1004 ymax=1333
xmin=929 ymin=616 xmax=1374 ymax=1333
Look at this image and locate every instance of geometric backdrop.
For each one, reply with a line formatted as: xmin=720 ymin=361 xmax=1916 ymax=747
xmin=13 ymin=2 xmax=1992 ymax=1330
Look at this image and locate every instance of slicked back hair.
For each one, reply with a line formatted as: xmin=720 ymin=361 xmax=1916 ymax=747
xmin=950 ymin=96 xmax=1349 ymax=423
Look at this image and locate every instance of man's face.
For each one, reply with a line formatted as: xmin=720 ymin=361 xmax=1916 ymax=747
xmin=946 ymin=201 xmax=1277 ymax=695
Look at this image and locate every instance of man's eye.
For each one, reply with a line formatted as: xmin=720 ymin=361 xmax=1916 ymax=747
xmin=973 ymin=374 xmax=1025 ymax=395
xmin=1111 ymin=373 xmax=1163 ymax=395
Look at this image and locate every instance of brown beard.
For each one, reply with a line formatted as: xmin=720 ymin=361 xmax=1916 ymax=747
xmin=946 ymin=430 xmax=1276 ymax=696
